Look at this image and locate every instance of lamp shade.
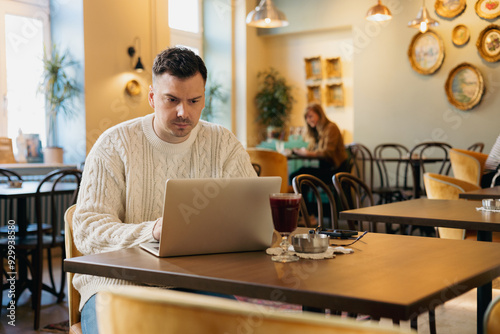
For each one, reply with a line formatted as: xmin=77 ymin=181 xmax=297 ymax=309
xmin=408 ymin=5 xmax=439 ymax=33
xmin=365 ymin=0 xmax=392 ymax=22
xmin=134 ymin=57 xmax=145 ymax=72
xmin=246 ymin=0 xmax=288 ymax=28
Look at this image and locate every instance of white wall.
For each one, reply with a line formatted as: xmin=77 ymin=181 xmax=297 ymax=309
xmin=253 ymin=0 xmax=500 ymax=152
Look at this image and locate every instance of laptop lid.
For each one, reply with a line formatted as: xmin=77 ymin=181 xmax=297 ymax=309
xmin=140 ymin=176 xmax=281 ymax=257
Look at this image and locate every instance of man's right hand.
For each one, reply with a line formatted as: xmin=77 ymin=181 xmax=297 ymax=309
xmin=153 ymin=218 xmax=163 ymax=241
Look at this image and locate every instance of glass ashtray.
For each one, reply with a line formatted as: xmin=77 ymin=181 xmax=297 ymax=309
xmin=8 ymin=180 xmax=23 ymax=188
xmin=482 ymin=199 xmax=500 ymax=210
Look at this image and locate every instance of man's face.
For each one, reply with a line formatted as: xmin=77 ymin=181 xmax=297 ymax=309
xmin=148 ymin=72 xmax=205 ymax=143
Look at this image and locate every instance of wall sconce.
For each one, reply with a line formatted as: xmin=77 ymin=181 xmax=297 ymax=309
xmin=365 ymin=0 xmax=392 ymax=22
xmin=127 ymin=37 xmax=145 ymax=72
xmin=408 ymin=0 xmax=439 ymax=33
xmin=246 ymin=0 xmax=289 ymax=28
xmin=125 ymin=79 xmax=141 ymax=96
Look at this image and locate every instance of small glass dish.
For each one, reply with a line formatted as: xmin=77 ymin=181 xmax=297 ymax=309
xmin=292 ymin=233 xmax=329 ymax=253
xmin=7 ymin=180 xmax=23 ymax=188
xmin=482 ymin=199 xmax=500 ymax=210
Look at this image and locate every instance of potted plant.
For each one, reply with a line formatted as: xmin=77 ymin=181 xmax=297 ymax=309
xmin=254 ymin=68 xmax=295 ymax=140
xmin=39 ymin=44 xmax=80 ymax=163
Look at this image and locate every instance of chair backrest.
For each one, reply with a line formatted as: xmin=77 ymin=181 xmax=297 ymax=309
xmin=246 ymin=148 xmax=289 ymax=193
xmin=423 ymin=173 xmax=480 ymax=240
xmin=484 ymin=295 xmax=500 ymax=334
xmin=408 ymin=142 xmax=452 ymax=196
xmin=449 ymin=148 xmax=489 ymax=185
xmin=0 ymin=167 xmax=22 ymax=181
xmin=373 ymin=143 xmax=411 ymax=191
xmin=332 ymin=172 xmax=375 ymax=231
xmin=467 ymin=142 xmax=485 ymax=153
xmin=64 ymin=204 xmax=82 ymax=326
xmin=36 ymin=169 xmax=82 ymax=244
xmin=251 ymin=163 xmax=262 ymax=176
xmin=292 ymin=174 xmax=339 ymax=230
xmin=345 ymin=142 xmax=374 ymax=190
xmin=96 ymin=286 xmax=414 ymax=334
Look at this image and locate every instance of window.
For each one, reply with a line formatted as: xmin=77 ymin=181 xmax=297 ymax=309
xmin=168 ymin=0 xmax=202 ymax=55
xmin=0 ymin=1 xmax=50 ymax=153
xmin=168 ymin=0 xmax=200 ymax=33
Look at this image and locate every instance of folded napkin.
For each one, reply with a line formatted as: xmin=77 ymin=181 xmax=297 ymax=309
xmin=266 ymin=246 xmax=353 ymax=260
xmin=476 ymin=207 xmax=500 ymax=213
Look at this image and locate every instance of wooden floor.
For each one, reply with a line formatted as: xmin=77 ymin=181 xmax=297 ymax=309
xmin=1 ymin=251 xmax=69 ymax=334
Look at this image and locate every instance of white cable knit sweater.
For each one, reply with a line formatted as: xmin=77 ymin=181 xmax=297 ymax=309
xmin=73 ymin=114 xmax=257 ymax=310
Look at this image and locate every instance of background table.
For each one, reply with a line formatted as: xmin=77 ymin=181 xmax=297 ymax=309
xmin=0 ymin=181 xmax=77 ymax=237
xmin=0 ymin=163 xmax=78 ymax=176
xmin=339 ymin=198 xmax=500 ymax=333
xmin=65 ymin=232 xmax=500 ymax=333
xmin=459 ymin=186 xmax=500 ymax=200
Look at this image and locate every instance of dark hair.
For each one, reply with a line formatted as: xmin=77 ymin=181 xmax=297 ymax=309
xmin=152 ymin=47 xmax=207 ymax=83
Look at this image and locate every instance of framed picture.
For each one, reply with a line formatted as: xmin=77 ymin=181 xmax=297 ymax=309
xmin=475 ymin=0 xmax=500 ymax=19
xmin=452 ymin=24 xmax=470 ymax=46
xmin=408 ymin=30 xmax=445 ymax=75
xmin=325 ymin=57 xmax=341 ymax=78
xmin=25 ymin=133 xmax=43 ymax=163
xmin=435 ymin=0 xmax=467 ymax=18
xmin=444 ymin=63 xmax=485 ymax=111
xmin=326 ymin=83 xmax=344 ymax=107
xmin=476 ymin=24 xmax=500 ymax=62
xmin=306 ymin=85 xmax=322 ymax=103
xmin=304 ymin=57 xmax=322 ymax=80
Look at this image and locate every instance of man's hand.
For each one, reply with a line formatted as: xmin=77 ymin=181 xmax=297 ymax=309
xmin=153 ymin=218 xmax=163 ymax=241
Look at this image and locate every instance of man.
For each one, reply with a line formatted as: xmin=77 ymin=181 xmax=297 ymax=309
xmin=73 ymin=47 xmax=256 ymax=333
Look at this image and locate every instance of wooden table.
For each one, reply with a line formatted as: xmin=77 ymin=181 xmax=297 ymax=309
xmin=339 ymin=198 xmax=500 ymax=333
xmin=0 ymin=181 xmax=77 ymax=237
xmin=0 ymin=163 xmax=78 ymax=176
xmin=459 ymin=186 xmax=500 ymax=200
xmin=65 ymin=232 xmax=500 ymax=333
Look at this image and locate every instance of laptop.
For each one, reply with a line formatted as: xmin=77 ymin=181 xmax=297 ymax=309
xmin=140 ymin=176 xmax=281 ymax=257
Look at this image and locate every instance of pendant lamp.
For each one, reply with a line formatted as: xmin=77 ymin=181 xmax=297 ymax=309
xmin=246 ymin=0 xmax=289 ymax=28
xmin=408 ymin=0 xmax=439 ymax=33
xmin=365 ymin=0 xmax=392 ymax=22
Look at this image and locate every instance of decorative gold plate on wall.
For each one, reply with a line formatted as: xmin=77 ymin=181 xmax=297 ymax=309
xmin=445 ymin=63 xmax=484 ymax=111
xmin=435 ymin=0 xmax=467 ymax=18
xmin=452 ymin=24 xmax=470 ymax=46
xmin=477 ymin=24 xmax=500 ymax=62
xmin=408 ymin=30 xmax=445 ymax=75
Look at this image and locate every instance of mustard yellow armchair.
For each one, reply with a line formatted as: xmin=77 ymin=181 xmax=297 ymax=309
xmin=64 ymin=204 xmax=83 ymax=334
xmin=423 ymin=173 xmax=480 ymax=240
xmin=450 ymin=148 xmax=488 ymax=186
xmin=247 ymin=148 xmax=289 ymax=193
xmin=96 ymin=286 xmax=415 ymax=334
xmin=484 ymin=296 xmax=500 ymax=334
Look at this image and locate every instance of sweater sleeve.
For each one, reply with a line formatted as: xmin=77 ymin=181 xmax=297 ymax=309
xmin=485 ymin=135 xmax=500 ymax=172
xmin=221 ymin=134 xmax=258 ymax=178
xmin=315 ymin=123 xmax=344 ymax=166
xmin=73 ymin=142 xmax=155 ymax=256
